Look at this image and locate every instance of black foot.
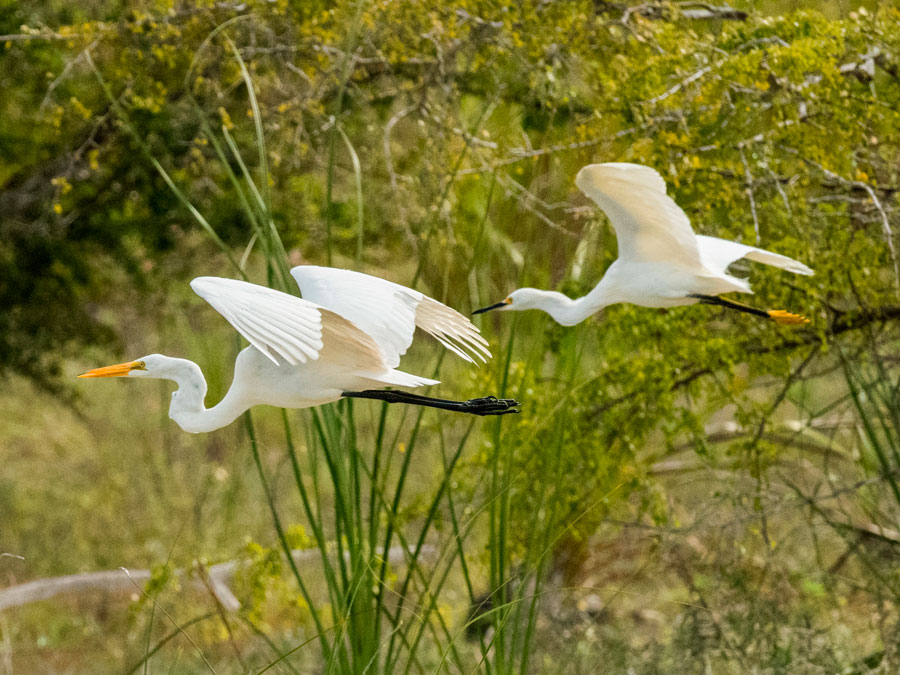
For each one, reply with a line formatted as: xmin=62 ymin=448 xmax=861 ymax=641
xmin=461 ymin=396 xmax=521 ymax=416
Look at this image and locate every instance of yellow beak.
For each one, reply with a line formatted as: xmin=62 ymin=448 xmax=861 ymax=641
xmin=78 ymin=361 xmax=142 ymax=378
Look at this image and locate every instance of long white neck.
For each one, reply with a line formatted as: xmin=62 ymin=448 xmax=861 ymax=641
xmin=521 ymin=289 xmax=610 ymax=326
xmin=162 ymin=358 xmax=250 ymax=433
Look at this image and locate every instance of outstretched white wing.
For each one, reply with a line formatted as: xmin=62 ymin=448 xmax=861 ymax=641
xmin=190 ymin=276 xmax=386 ymax=371
xmin=291 ymin=265 xmax=490 ymax=367
xmin=575 ymin=163 xmax=702 ymax=267
xmin=695 ymin=235 xmax=814 ymax=277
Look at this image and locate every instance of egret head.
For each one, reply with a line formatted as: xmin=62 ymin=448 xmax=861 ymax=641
xmin=78 ymin=354 xmax=191 ymax=380
xmin=472 ymin=288 xmax=552 ymax=315
xmin=80 ymin=354 xmax=212 ymax=431
xmin=473 ymin=288 xmax=585 ymax=325
xmin=472 ymin=294 xmax=513 ymax=315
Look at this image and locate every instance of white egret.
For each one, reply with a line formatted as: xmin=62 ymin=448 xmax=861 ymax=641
xmin=474 ymin=162 xmax=814 ymax=326
xmin=79 ymin=269 xmax=518 ymax=433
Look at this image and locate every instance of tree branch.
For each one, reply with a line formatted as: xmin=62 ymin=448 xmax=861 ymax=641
xmin=0 ymin=545 xmax=433 ymax=613
xmin=591 ymin=305 xmax=900 ymax=418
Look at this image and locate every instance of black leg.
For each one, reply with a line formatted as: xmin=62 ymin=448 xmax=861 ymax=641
xmin=689 ymin=294 xmax=809 ymax=325
xmin=689 ymin=294 xmax=770 ymax=318
xmin=341 ymin=390 xmax=521 ymax=416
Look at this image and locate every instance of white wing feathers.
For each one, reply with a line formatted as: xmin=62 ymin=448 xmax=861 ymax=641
xmin=291 ymin=266 xmax=490 ymax=367
xmin=314 ymin=307 xmax=399 ymax=377
xmin=191 ymin=277 xmax=387 ymax=375
xmin=415 ymin=296 xmax=491 ymax=364
xmin=291 ymin=266 xmax=416 ymax=367
xmin=575 ymin=163 xmax=702 ymax=267
xmin=696 ymin=235 xmax=814 ymax=277
xmin=191 ymin=277 xmax=323 ymax=365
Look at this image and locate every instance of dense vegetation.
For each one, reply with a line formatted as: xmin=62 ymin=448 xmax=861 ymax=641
xmin=3 ymin=0 xmax=900 ymax=672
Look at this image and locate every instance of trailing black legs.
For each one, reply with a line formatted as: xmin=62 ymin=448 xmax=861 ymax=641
xmin=689 ymin=294 xmax=809 ymax=325
xmin=342 ymin=390 xmax=520 ymax=416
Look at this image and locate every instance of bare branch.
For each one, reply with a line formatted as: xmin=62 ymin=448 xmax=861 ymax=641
xmin=383 ymin=104 xmax=417 ymax=192
xmin=645 ymin=64 xmax=713 ymax=105
xmin=0 ymin=545 xmax=434 ymax=612
xmin=605 ymin=2 xmax=747 ymax=23
xmin=738 ymin=146 xmax=761 ymax=244
xmin=644 ymin=36 xmax=789 ymax=106
xmin=857 ymin=181 xmax=898 ymax=290
xmin=497 ymin=174 xmax=578 ymax=238
xmin=780 ymin=146 xmax=899 ymax=291
xmin=615 ymin=472 xmax=900 ymax=536
xmin=458 ymin=116 xmax=680 ymax=176
xmin=40 ymin=43 xmax=99 ymax=111
xmin=0 ymin=31 xmax=81 ymax=42
xmin=839 ymin=48 xmax=881 ymax=83
xmin=677 ymin=3 xmax=748 ymax=21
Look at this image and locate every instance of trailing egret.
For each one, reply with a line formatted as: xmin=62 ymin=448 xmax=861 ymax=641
xmin=474 ymin=162 xmax=814 ymax=326
xmin=79 ymin=270 xmax=518 ymax=433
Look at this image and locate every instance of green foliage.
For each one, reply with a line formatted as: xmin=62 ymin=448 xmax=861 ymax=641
xmin=4 ymin=0 xmax=900 ymax=673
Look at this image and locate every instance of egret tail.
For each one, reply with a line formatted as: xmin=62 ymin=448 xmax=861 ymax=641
xmin=695 ymin=235 xmax=814 ymax=277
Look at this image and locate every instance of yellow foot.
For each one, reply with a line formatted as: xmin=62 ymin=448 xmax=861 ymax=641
xmin=767 ymin=309 xmax=810 ymax=325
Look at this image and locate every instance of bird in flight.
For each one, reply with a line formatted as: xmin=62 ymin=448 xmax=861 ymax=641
xmin=80 ymin=267 xmax=518 ymax=433
xmin=474 ymin=162 xmax=813 ymax=326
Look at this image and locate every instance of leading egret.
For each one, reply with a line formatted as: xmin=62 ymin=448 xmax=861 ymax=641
xmin=79 ymin=270 xmax=518 ymax=433
xmin=474 ymin=162 xmax=814 ymax=326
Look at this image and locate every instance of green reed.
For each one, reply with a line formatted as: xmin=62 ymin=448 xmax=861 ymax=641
xmin=86 ymin=18 xmax=596 ymax=671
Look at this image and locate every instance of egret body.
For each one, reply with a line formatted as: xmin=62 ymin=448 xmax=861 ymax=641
xmin=474 ymin=163 xmax=813 ymax=325
xmin=81 ymin=270 xmax=517 ymax=432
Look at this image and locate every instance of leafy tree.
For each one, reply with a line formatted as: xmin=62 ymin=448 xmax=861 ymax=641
xmin=4 ymin=1 xmax=900 ymax=670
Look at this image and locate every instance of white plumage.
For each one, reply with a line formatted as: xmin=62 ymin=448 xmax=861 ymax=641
xmin=291 ymin=265 xmax=490 ymax=366
xmin=190 ymin=276 xmax=328 ymax=366
xmin=80 ymin=271 xmax=513 ymax=433
xmin=475 ymin=162 xmax=813 ymax=326
xmin=694 ymin=235 xmax=814 ymax=279
xmin=576 ymin=162 xmax=703 ymax=267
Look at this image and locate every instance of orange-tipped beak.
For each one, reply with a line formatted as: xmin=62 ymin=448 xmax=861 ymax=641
xmin=78 ymin=361 xmax=143 ymax=378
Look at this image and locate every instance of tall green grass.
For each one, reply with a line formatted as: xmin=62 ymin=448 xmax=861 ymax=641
xmin=86 ymin=23 xmax=592 ymax=674
xmin=840 ymin=344 xmax=900 ymax=535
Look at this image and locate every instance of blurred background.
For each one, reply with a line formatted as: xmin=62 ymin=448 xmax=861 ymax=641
xmin=2 ymin=0 xmax=900 ymax=672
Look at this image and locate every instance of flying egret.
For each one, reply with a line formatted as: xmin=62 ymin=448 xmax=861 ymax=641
xmin=79 ymin=270 xmax=518 ymax=433
xmin=474 ymin=162 xmax=814 ymax=326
